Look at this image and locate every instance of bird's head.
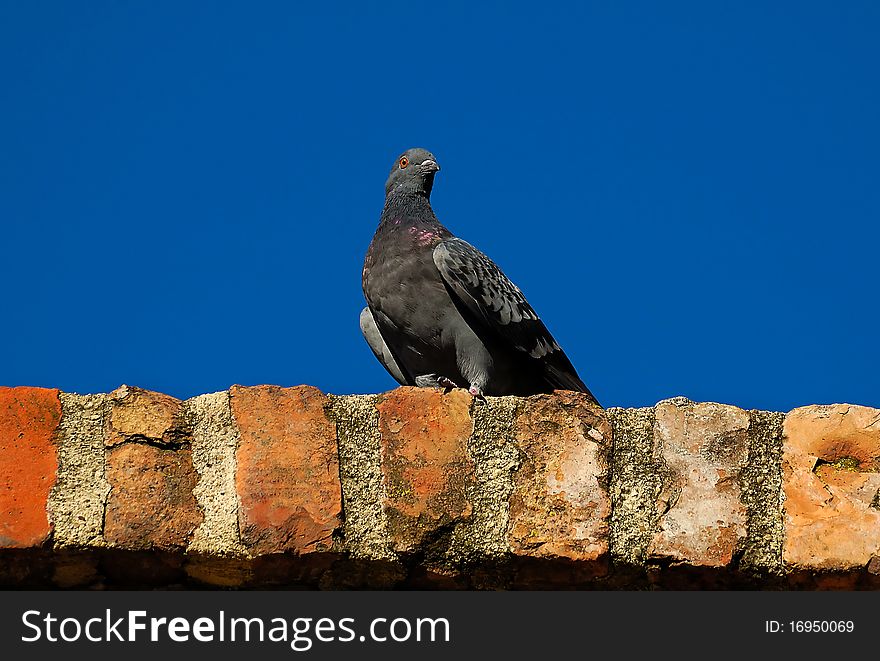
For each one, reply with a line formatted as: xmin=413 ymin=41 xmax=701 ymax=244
xmin=384 ymin=148 xmax=440 ymax=198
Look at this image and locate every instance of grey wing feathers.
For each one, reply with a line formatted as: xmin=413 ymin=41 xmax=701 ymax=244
xmin=359 ymin=307 xmax=408 ymax=386
xmin=432 ymin=238 xmax=593 ymax=396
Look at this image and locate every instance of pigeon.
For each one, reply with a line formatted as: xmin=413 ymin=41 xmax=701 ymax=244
xmin=360 ymin=147 xmax=599 ymax=404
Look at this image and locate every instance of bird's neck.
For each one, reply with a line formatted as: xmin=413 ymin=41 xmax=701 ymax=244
xmin=380 ymin=191 xmax=441 ymax=229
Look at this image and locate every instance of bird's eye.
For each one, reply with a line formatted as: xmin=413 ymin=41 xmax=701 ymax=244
xmin=399 ymin=156 xmax=409 ymax=169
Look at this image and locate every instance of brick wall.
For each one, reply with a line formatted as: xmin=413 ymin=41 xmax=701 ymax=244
xmin=1 ymin=384 xmax=878 ymax=589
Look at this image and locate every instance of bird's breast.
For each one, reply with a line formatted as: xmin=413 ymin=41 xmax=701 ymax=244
xmin=363 ymin=228 xmax=454 ymax=343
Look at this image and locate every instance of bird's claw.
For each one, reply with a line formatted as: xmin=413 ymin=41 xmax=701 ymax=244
xmin=437 ymin=376 xmax=458 ymax=393
xmin=415 ymin=374 xmax=485 ymax=401
xmin=416 ymin=373 xmax=459 ymax=393
xmin=468 ymin=385 xmax=487 ymax=404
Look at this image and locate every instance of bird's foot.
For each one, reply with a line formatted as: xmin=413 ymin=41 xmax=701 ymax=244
xmin=437 ymin=376 xmax=458 ymax=391
xmin=415 ymin=374 xmax=460 ymax=393
xmin=468 ymin=384 xmax=487 ymax=404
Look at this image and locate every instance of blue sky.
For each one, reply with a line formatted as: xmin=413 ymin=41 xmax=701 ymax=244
xmin=2 ymin=2 xmax=878 ymax=411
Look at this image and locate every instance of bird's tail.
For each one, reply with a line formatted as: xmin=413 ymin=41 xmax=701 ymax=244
xmin=544 ymin=363 xmax=601 ymax=407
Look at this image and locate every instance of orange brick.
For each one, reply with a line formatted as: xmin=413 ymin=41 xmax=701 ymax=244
xmin=783 ymin=404 xmax=880 ymax=572
xmin=0 ymin=387 xmax=61 ymax=548
xmin=231 ymin=385 xmax=342 ymax=555
xmin=648 ymin=400 xmax=750 ymax=568
xmin=509 ymin=392 xmax=610 ymax=580
xmin=102 ymin=386 xmax=201 ymax=551
xmin=377 ymin=388 xmax=475 ymax=552
xmin=107 ymin=385 xmax=183 ymax=447
xmin=104 ymin=443 xmax=202 ymax=550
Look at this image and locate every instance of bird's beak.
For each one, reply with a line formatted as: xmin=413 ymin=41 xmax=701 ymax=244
xmin=419 ymin=159 xmax=440 ymax=173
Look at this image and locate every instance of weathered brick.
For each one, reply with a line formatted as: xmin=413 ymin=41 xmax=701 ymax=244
xmin=231 ymin=385 xmax=341 ymax=556
xmin=509 ymin=392 xmax=611 ymax=577
xmin=377 ymin=388 xmax=475 ymax=553
xmin=0 ymin=387 xmax=61 ymax=548
xmin=107 ymin=384 xmax=184 ymax=447
xmin=4 ymin=378 xmax=880 ymax=589
xmin=103 ymin=386 xmax=201 ymax=550
xmin=104 ymin=442 xmax=202 ymax=550
xmin=782 ymin=404 xmax=880 ymax=572
xmin=648 ymin=399 xmax=750 ymax=568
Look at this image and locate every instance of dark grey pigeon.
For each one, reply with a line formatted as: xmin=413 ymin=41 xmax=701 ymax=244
xmin=361 ymin=147 xmax=599 ymax=404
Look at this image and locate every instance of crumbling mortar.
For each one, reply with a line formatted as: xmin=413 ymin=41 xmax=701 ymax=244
xmin=183 ymin=392 xmax=248 ymax=559
xmin=48 ymin=393 xmax=112 ymax=550
xmin=326 ymin=394 xmax=396 ymax=562
xmin=738 ymin=410 xmax=785 ymax=576
xmin=607 ymin=405 xmax=662 ymax=571
xmin=445 ymin=396 xmax=521 ymax=571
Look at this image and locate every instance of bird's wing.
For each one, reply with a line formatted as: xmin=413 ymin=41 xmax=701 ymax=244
xmin=359 ymin=307 xmax=410 ymax=386
xmin=432 ymin=238 xmax=595 ymax=398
